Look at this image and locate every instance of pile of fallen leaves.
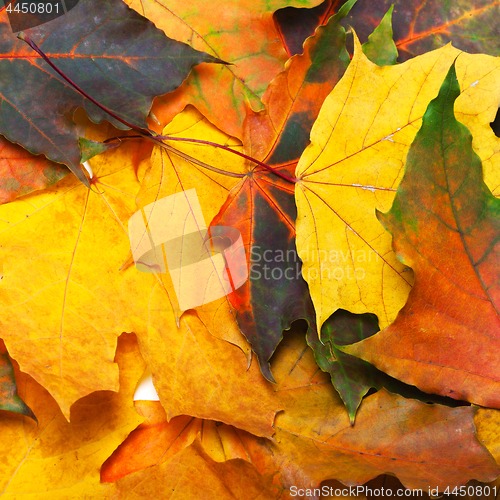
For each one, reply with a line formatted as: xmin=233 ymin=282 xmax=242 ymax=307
xmin=2 ymin=0 xmax=500 ymax=498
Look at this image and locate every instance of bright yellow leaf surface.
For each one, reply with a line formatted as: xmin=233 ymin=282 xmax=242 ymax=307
xmin=0 ymin=333 xmax=144 ymax=499
xmin=138 ymin=106 xmax=247 ymax=222
xmin=137 ymin=106 xmax=250 ymax=357
xmin=85 ymin=111 xmax=279 ymax=437
xmin=295 ymin=34 xmax=500 ymax=332
xmin=124 ymin=0 xmax=322 ymax=138
xmin=0 ymin=128 xmax=156 ymax=419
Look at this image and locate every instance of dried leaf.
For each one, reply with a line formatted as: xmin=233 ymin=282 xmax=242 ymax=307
xmin=295 ymin=34 xmax=500 ymax=334
xmin=102 ymin=408 xmax=201 ymax=483
xmin=101 ymin=328 xmax=500 ymax=494
xmin=124 ymin=0 xmax=324 ymax=138
xmin=211 ymin=3 xmax=355 ymax=379
xmin=247 ymin=328 xmax=500 ymax=492
xmin=136 ymin=106 xmax=248 ymax=350
xmin=274 ymin=0 xmax=344 ymax=56
xmin=307 ymin=310 xmax=380 ymax=423
xmin=140 ymin=8 xmax=353 ymax=377
xmin=309 ymin=310 xmax=470 ymax=424
xmin=144 ymin=294 xmax=281 ymax=438
xmin=0 ymin=333 xmax=145 ymax=499
xmin=0 ymin=124 xmax=156 ymax=419
xmin=476 ymin=408 xmax=500 ymax=466
xmin=343 ymin=63 xmax=500 ymax=407
xmin=112 ymin=438 xmax=277 ymax=500
xmin=102 ymin=401 xmax=260 ymax=483
xmin=0 ymin=0 xmax=220 ymax=185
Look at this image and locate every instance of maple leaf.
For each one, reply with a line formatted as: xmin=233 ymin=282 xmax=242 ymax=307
xmin=0 ymin=333 xmax=145 ymax=499
xmin=277 ymin=1 xmax=398 ymax=66
xmin=276 ymin=0 xmax=500 ymax=61
xmin=135 ymin=106 xmax=248 ymax=327
xmin=308 ymin=309 xmax=473 ymax=424
xmin=143 ymin=301 xmax=281 ymax=438
xmin=133 ymin=1 xmax=356 ymax=383
xmin=2 ymin=0 xmax=500 ymax=494
xmin=123 ymin=113 xmax=279 ymax=437
xmin=360 ymin=4 xmax=398 ymax=66
xmin=343 ymin=0 xmax=500 ymax=61
xmin=253 ymin=327 xmax=500 ymax=492
xmin=102 ymin=323 xmax=499 ymax=495
xmin=0 ymin=0 xmax=221 ymax=186
xmin=194 ymin=297 xmax=252 ymax=362
xmin=210 ymin=5 xmax=398 ymax=385
xmin=274 ymin=0 xmax=345 ymax=56
xmin=101 ymin=405 xmax=201 ymax=483
xmin=111 ymin=437 xmax=277 ymax=500
xmin=123 ymin=0 xmax=324 ymax=138
xmin=295 ymin=34 xmax=500 ymax=335
xmin=343 ymin=63 xmax=500 ymax=407
xmin=101 ymin=401 xmax=261 ymax=483
xmin=208 ymin=2 xmax=356 ymax=380
xmin=0 ymin=123 xmax=157 ymax=419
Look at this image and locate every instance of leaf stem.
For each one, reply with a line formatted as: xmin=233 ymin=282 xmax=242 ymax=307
xmin=105 ymin=135 xmax=297 ymax=184
xmin=155 ymin=135 xmax=297 ymax=184
xmin=148 ymin=137 xmax=247 ymax=178
xmin=18 ymin=32 xmax=297 ymax=184
xmin=17 ymin=32 xmax=152 ymax=136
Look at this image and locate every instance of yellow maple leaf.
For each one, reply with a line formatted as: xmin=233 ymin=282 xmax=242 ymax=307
xmin=0 ymin=333 xmax=144 ymax=499
xmin=140 ymin=280 xmax=280 ymax=438
xmin=0 ymin=128 xmax=158 ymax=419
xmin=295 ymin=33 xmax=500 ymax=332
xmin=84 ymin=109 xmax=281 ymax=437
xmin=138 ymin=106 xmax=247 ymax=225
xmin=136 ymin=106 xmax=251 ymax=358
